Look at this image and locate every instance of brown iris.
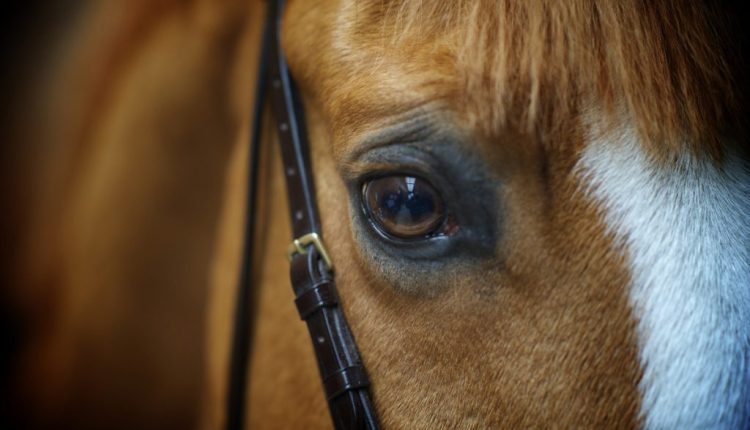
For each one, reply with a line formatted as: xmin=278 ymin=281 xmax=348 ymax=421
xmin=362 ymin=175 xmax=446 ymax=239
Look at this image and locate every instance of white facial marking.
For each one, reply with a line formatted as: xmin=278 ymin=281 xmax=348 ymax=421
xmin=578 ymin=125 xmax=750 ymax=429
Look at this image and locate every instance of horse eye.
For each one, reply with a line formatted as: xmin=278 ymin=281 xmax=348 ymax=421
xmin=362 ymin=175 xmax=446 ymax=239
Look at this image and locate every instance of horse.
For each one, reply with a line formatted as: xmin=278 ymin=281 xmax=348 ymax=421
xmin=5 ymin=0 xmax=749 ymax=429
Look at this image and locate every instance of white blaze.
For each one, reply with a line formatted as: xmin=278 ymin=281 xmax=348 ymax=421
xmin=578 ymin=125 xmax=750 ymax=429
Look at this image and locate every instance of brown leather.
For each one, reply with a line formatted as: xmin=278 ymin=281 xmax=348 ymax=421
xmin=226 ymin=0 xmax=380 ymax=428
xmin=225 ymin=6 xmax=270 ymax=429
xmin=289 ymin=250 xmax=377 ymax=429
xmin=294 ymin=279 xmax=338 ymax=320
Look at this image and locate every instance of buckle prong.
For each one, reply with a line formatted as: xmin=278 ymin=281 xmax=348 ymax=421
xmin=286 ymin=232 xmax=333 ymax=270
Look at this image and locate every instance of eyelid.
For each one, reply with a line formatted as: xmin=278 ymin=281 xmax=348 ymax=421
xmin=342 ymin=151 xmax=436 ymax=183
xmin=341 ymin=109 xmax=443 ymax=164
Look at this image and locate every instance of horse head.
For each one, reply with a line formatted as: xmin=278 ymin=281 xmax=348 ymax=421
xmin=208 ymin=1 xmax=749 ymax=428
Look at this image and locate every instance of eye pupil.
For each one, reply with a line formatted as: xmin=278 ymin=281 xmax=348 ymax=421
xmin=363 ymin=175 xmax=446 ymax=239
xmin=384 ymin=194 xmax=399 ymax=211
xmin=406 ymin=190 xmax=434 ymax=218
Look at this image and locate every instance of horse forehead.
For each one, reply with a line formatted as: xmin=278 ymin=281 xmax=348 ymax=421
xmin=283 ymin=0 xmax=468 ymax=146
xmin=283 ymin=1 xmax=576 ymax=159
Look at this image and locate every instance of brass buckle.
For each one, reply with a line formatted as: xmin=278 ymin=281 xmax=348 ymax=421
xmin=286 ymin=232 xmax=333 ymax=271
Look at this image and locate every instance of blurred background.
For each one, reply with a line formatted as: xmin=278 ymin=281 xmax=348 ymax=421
xmin=2 ymin=2 xmax=91 ymax=427
xmin=1 ymin=1 xmax=250 ymax=428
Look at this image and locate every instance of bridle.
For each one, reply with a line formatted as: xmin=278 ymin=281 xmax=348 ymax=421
xmin=225 ymin=1 xmax=380 ymax=429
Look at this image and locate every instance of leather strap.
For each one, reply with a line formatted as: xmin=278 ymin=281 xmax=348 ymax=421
xmin=323 ymin=366 xmax=371 ymax=401
xmin=289 ymin=251 xmax=378 ymax=429
xmin=294 ymin=280 xmax=338 ymax=320
xmin=225 ymin=5 xmax=270 ymax=429
xmin=226 ymin=1 xmax=380 ymax=429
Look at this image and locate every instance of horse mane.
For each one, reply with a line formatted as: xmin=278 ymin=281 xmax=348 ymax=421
xmin=374 ymin=0 xmax=746 ymax=156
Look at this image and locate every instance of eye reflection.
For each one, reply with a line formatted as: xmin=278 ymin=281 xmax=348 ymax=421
xmin=362 ymin=175 xmax=446 ymax=239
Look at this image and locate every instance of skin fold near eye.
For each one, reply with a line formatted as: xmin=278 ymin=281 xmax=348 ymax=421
xmin=362 ymin=175 xmax=446 ymax=239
